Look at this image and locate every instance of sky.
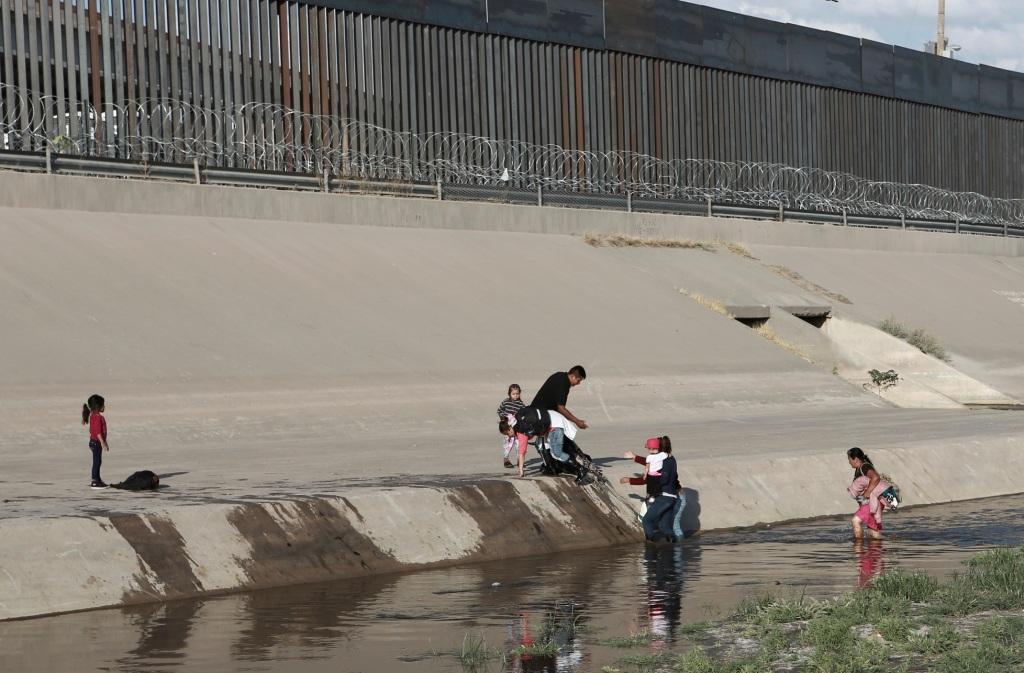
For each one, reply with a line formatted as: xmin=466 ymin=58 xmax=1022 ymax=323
xmin=690 ymin=0 xmax=1024 ymax=72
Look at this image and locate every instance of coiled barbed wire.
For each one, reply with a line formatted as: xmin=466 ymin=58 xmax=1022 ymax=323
xmin=1 ymin=82 xmax=1022 ymax=228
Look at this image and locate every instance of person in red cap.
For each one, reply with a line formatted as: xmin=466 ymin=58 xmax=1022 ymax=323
xmin=622 ymin=437 xmax=683 ymax=541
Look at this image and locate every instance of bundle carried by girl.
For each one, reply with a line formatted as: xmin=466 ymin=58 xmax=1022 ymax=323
xmin=877 ymin=473 xmax=901 ymax=511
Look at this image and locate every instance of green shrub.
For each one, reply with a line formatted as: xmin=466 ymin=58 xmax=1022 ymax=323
xmin=878 ymin=317 xmax=951 ymax=363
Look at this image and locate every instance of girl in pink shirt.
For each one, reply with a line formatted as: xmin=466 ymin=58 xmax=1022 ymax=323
xmin=82 ymin=394 xmax=109 ymax=489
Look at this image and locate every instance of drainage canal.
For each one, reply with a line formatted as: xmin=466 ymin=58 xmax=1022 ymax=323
xmin=4 ymin=494 xmax=1024 ymax=672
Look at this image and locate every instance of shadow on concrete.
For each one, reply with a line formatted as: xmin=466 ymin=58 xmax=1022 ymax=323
xmin=681 ymin=487 xmax=702 ymax=537
xmin=158 ymin=471 xmax=190 ymax=479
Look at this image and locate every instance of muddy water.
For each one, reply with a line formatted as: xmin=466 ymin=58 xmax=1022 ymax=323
xmin=3 ymin=495 xmax=1024 ymax=673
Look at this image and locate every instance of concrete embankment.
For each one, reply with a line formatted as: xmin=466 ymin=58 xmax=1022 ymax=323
xmin=0 ymin=479 xmax=640 ymax=621
xmin=4 ymin=429 xmax=1024 ymax=622
xmin=2 ymin=170 xmax=1024 ymax=621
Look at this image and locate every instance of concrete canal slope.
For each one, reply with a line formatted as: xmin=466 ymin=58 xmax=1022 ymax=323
xmin=2 ymin=171 xmax=1024 ymax=620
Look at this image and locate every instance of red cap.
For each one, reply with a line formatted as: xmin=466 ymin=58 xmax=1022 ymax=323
xmin=644 ymin=437 xmax=661 ymax=450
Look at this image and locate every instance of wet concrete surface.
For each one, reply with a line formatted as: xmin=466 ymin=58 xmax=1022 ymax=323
xmin=3 ymin=493 xmax=1023 ymax=673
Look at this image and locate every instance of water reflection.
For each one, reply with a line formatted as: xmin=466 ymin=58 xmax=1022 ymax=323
xmin=3 ymin=494 xmax=1024 ymax=673
xmin=853 ymin=540 xmax=886 ymax=588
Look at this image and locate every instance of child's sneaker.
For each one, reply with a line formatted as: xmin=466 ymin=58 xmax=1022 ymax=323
xmin=90 ymin=480 xmax=108 ymax=489
xmin=503 ymin=460 xmax=514 ymax=469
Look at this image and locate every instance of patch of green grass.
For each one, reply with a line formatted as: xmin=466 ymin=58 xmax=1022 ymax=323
xmin=906 ymin=623 xmax=959 ymax=655
xmin=615 ymin=652 xmax=671 ymax=673
xmin=935 ymin=547 xmax=1024 ymax=614
xmin=877 ymin=317 xmax=952 ymax=363
xmin=808 ymin=647 xmax=901 ymax=673
xmin=600 ymin=630 xmax=652 ymax=648
xmin=732 ymin=593 xmax=825 ymax=625
xmin=876 ymin=616 xmax=913 ymax=643
xmin=871 ymin=569 xmax=940 ymax=602
xmin=455 ymin=633 xmax=503 ymax=671
xmin=512 ymin=642 xmax=559 ymax=657
xmin=677 ymin=620 xmax=714 ymax=636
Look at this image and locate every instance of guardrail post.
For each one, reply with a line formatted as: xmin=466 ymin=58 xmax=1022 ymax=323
xmin=537 ymin=185 xmax=543 ymax=207
xmin=45 ymin=147 xmax=53 ymax=174
xmin=193 ymin=159 xmax=202 ymax=185
xmin=901 ymin=213 xmax=906 ymax=230
xmin=706 ymin=197 xmax=712 ymax=218
xmin=436 ymin=179 xmax=442 ymax=200
xmin=778 ymin=202 xmax=784 ymax=222
xmin=842 ymin=208 xmax=847 ymax=226
xmin=323 ymin=168 xmax=330 ymax=193
xmin=1005 ymin=223 xmax=1009 ymax=237
xmin=626 ymin=191 xmax=632 ymax=213
xmin=955 ymin=217 xmax=960 ymax=234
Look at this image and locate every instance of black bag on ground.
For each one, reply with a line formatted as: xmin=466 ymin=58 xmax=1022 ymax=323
xmin=110 ymin=470 xmax=160 ymax=490
xmin=514 ymin=406 xmax=551 ymax=438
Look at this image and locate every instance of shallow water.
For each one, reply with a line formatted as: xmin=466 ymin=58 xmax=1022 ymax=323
xmin=3 ymin=494 xmax=1024 ymax=673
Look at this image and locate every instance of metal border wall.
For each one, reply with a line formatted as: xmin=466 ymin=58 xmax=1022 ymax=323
xmin=2 ymin=1 xmax=1024 ymax=200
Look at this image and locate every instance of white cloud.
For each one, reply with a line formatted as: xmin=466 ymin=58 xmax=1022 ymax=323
xmin=688 ymin=0 xmax=1024 ymax=71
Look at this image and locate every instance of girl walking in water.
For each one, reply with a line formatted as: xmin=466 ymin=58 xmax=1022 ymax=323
xmin=83 ymin=394 xmax=109 ymax=489
xmin=847 ymin=447 xmax=892 ymax=540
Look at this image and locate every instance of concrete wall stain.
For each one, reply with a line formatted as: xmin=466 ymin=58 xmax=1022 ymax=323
xmin=109 ymin=514 xmax=204 ymax=603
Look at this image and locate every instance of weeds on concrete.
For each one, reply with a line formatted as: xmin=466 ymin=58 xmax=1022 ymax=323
xmin=584 ymin=232 xmax=716 ymax=250
xmin=679 ymin=289 xmax=732 ymax=317
xmin=716 ymin=241 xmax=758 ymax=259
xmin=768 ymin=264 xmax=853 ymax=305
xmin=878 ymin=317 xmax=952 ymax=363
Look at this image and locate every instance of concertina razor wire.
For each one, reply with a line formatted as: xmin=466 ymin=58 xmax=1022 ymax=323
xmin=1 ymin=83 xmax=1022 ymax=228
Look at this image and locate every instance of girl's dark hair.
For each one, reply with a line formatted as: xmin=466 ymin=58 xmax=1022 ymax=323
xmin=498 ymin=420 xmax=511 ymax=435
xmin=508 ymin=384 xmax=521 ymax=396
xmin=82 ymin=394 xmax=104 ymax=425
xmin=659 ymin=436 xmax=672 ymax=454
xmin=847 ymin=446 xmax=870 ymax=464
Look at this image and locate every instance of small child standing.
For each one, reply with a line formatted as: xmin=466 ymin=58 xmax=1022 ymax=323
xmin=82 ymin=394 xmax=109 ymax=489
xmin=496 ymin=384 xmax=525 ymax=468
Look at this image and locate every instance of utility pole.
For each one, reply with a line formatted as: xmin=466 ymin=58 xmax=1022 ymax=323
xmin=925 ymin=0 xmax=959 ymax=58
xmin=935 ymin=0 xmax=947 ymax=55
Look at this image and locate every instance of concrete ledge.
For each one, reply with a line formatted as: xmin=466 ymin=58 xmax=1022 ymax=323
xmin=5 ymin=432 xmax=1024 ymax=622
xmin=0 ymin=478 xmax=638 ymax=622
xmin=1 ymin=170 xmax=1021 ymax=256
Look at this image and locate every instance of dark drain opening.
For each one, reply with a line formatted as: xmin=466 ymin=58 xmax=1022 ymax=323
xmin=735 ymin=317 xmax=767 ymax=328
xmin=797 ymin=314 xmax=829 ymax=328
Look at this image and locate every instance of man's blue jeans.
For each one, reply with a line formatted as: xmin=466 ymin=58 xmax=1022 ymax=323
xmin=547 ymin=428 xmax=572 ymax=463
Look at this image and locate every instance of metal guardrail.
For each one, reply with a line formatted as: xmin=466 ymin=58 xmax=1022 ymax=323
xmin=0 ymin=150 xmax=1021 ymax=239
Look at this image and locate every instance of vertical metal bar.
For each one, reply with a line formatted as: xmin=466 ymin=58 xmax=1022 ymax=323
xmin=62 ymin=0 xmax=80 ymax=142
xmin=13 ymin=0 xmax=29 ymax=146
xmin=123 ymin=0 xmax=137 ymax=155
xmin=26 ymin=0 xmax=41 ymax=147
xmin=77 ymin=0 xmax=91 ymax=148
xmin=50 ymin=0 xmax=67 ymax=140
xmin=100 ymin=0 xmax=115 ymax=155
xmin=112 ymin=0 xmax=126 ymax=155
xmin=1 ymin=0 xmax=17 ymax=140
xmin=134 ymin=0 xmax=149 ymax=152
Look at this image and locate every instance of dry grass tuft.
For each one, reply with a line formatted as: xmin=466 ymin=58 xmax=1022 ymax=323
xmin=584 ymin=232 xmax=716 ymax=251
xmin=768 ymin=264 xmax=853 ymax=305
xmin=717 ymin=241 xmax=758 ymax=259
xmin=753 ymin=324 xmax=812 ymax=362
xmin=679 ymin=289 xmax=732 ymax=317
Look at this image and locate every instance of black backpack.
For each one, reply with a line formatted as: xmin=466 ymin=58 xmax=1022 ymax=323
xmin=514 ymin=406 xmax=551 ymax=438
xmin=111 ymin=470 xmax=160 ymax=490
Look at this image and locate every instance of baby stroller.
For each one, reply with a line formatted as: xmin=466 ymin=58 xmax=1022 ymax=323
xmin=532 ymin=435 xmax=607 ymax=485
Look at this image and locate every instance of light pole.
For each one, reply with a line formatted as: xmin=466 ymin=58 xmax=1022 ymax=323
xmin=935 ymin=0 xmax=947 ymax=55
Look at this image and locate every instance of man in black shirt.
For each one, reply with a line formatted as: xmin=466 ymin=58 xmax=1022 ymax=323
xmin=530 ymin=365 xmax=588 ymax=429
